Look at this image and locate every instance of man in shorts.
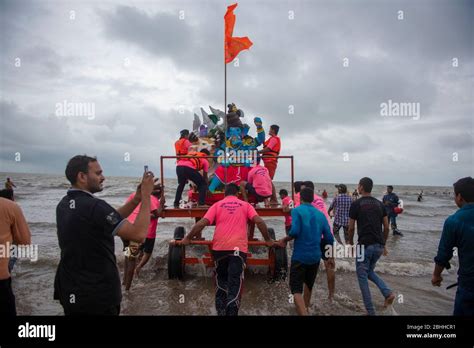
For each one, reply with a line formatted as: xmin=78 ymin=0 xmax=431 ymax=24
xmin=301 ymin=181 xmax=336 ymax=302
xmin=124 ymin=183 xmax=165 ymax=282
xmin=276 ymin=187 xmax=334 ymax=315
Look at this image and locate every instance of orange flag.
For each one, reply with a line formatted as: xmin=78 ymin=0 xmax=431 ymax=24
xmin=224 ymin=3 xmax=253 ymax=64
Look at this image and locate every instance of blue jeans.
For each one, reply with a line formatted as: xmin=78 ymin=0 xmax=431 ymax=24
xmin=454 ymin=285 xmax=474 ymax=316
xmin=8 ymin=256 xmax=17 ymax=273
xmin=389 ymin=214 xmax=397 ymax=229
xmin=356 ymin=244 xmax=392 ymax=315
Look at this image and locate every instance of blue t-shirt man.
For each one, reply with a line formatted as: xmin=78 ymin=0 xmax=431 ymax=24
xmin=277 ymin=187 xmax=334 ymax=316
xmin=290 ymin=203 xmax=334 ymax=264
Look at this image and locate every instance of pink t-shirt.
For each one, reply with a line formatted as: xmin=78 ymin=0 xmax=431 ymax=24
xmin=126 ymin=193 xmax=160 ymax=239
xmin=294 ymin=192 xmax=300 ymax=207
xmin=203 ymin=195 xmax=258 ymax=253
xmin=177 ymin=158 xmax=209 ymax=172
xmin=295 ymin=193 xmax=332 ymax=233
xmin=247 ymin=165 xmax=273 ymax=197
xmin=311 ymin=194 xmax=333 ymax=233
xmin=282 ymin=196 xmax=293 ymax=226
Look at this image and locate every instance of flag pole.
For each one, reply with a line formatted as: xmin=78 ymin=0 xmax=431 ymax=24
xmin=224 ymin=20 xmax=228 ymax=186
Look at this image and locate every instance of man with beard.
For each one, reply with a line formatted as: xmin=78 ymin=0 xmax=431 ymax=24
xmin=54 ymin=155 xmax=155 ymax=315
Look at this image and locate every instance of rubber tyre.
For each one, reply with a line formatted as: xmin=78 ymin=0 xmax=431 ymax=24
xmin=268 ymin=228 xmax=288 ymax=281
xmin=168 ymin=227 xmax=185 ymax=279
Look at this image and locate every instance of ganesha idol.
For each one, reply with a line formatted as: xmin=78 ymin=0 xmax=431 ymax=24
xmin=188 ymin=104 xmax=267 ymax=193
xmin=208 ymin=117 xmax=266 ymax=193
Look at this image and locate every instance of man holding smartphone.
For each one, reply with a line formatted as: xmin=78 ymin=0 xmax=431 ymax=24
xmin=54 ymin=155 xmax=155 ymax=315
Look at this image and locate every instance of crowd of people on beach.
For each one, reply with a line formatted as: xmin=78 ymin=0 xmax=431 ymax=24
xmin=1 ymin=154 xmax=473 ymax=317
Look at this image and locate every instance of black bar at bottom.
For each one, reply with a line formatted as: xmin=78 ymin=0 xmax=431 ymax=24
xmin=1 ymin=316 xmax=473 ymax=346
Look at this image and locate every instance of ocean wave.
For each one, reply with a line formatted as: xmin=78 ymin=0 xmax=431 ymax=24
xmin=11 ymin=255 xmax=59 ymax=271
xmin=42 ymin=183 xmax=70 ymax=190
xmin=332 ymin=259 xmax=438 ymax=277
xmin=402 ymin=211 xmax=448 ymax=218
xmin=20 ymin=183 xmax=36 ymax=188
xmin=28 ymin=222 xmax=57 ymax=230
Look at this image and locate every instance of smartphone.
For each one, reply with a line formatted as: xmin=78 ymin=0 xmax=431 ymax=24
xmin=144 ymin=165 xmax=148 ymax=173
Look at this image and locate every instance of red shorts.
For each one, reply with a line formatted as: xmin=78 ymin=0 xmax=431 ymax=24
xmin=263 ymin=161 xmax=277 ymax=179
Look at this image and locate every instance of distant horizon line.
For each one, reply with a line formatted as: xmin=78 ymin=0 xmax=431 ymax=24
xmin=0 ymin=170 xmax=454 ymax=188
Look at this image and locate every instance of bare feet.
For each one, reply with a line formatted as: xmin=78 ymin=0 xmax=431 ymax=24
xmin=135 ymin=266 xmax=142 ymax=278
xmin=384 ymin=293 xmax=395 ymax=307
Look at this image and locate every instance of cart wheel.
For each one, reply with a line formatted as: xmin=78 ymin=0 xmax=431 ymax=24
xmin=174 ymin=226 xmax=185 ymax=239
xmin=268 ymin=228 xmax=288 ymax=281
xmin=268 ymin=228 xmax=276 ymax=240
xmin=168 ymin=227 xmax=185 ymax=279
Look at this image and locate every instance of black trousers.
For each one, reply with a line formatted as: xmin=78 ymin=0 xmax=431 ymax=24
xmin=0 ymin=277 xmax=16 ymax=317
xmin=174 ymin=165 xmax=207 ymax=206
xmin=212 ymin=251 xmax=247 ymax=316
xmin=333 ymin=223 xmax=349 ymax=243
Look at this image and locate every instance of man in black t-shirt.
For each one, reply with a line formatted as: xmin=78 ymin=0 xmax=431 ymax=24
xmin=54 ymin=155 xmax=155 ymax=315
xmin=348 ymin=177 xmax=395 ymax=315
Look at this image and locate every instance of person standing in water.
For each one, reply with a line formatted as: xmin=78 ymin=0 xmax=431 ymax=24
xmin=383 ymin=185 xmax=403 ymax=236
xmin=0 ymin=194 xmax=31 ymax=316
xmin=300 ymin=181 xmax=336 ymax=302
xmin=432 ymin=177 xmax=474 ymax=316
xmin=348 ymin=177 xmax=395 ymax=315
xmin=417 ymin=190 xmax=423 ymax=202
xmin=328 ymin=184 xmax=352 ymax=244
xmin=176 ymin=183 xmax=273 ymax=316
xmin=4 ymin=178 xmax=16 ymax=191
xmin=352 ymin=188 xmax=359 ymax=201
xmin=122 ymin=182 xmax=166 ymax=290
xmin=276 ymin=187 xmax=334 ymax=315
xmin=54 ymin=155 xmax=155 ymax=315
xmin=279 ymin=189 xmax=293 ymax=235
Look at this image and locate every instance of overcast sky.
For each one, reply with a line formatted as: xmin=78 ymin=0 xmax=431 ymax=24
xmin=0 ymin=0 xmax=472 ymax=186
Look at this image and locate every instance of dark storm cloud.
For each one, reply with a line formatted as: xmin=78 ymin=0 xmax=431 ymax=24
xmin=100 ymin=6 xmax=194 ymax=59
xmin=97 ymin=0 xmax=466 ymax=135
xmin=0 ymin=0 xmax=472 ymax=184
